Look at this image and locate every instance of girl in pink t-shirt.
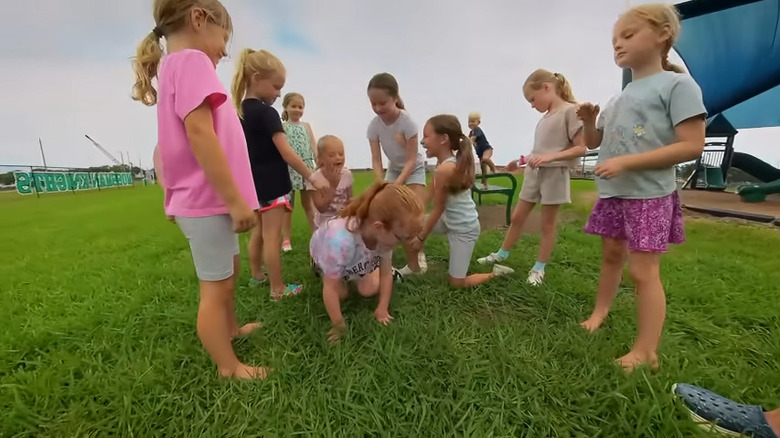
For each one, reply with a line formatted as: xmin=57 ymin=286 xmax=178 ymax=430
xmin=131 ymin=0 xmax=269 ymax=380
xmin=309 ymin=182 xmax=424 ymax=343
xmin=305 ymin=135 xmax=353 ymax=230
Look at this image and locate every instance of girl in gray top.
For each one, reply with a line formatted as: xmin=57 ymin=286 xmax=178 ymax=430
xmin=577 ymin=3 xmax=707 ymax=373
xmin=367 ymin=73 xmax=428 ymax=273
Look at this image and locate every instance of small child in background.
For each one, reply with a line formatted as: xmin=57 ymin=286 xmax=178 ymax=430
xmin=305 ymin=135 xmax=353 ymax=230
xmin=281 ymin=92 xmax=318 ymax=251
xmin=478 ymin=69 xmax=586 ymax=286
xmin=577 ymin=3 xmax=706 ymax=372
xmin=132 ymin=0 xmax=269 ymax=380
xmin=231 ymin=48 xmax=329 ymax=300
xmin=404 ymin=114 xmax=514 ymax=286
xmin=310 ymin=182 xmax=424 ymax=343
xmin=467 ymin=112 xmax=496 ymax=189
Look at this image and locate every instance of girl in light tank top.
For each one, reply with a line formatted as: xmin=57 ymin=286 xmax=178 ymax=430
xmin=477 ymin=69 xmax=586 ymax=287
xmin=403 ymin=115 xmax=514 ymax=287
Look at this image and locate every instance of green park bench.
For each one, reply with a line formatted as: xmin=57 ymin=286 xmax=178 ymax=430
xmin=470 ymin=172 xmax=518 ymax=226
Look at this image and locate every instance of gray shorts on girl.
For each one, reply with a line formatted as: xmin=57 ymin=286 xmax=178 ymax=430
xmin=175 ymin=215 xmax=239 ymax=282
xmin=385 ymin=165 xmax=427 ymax=186
xmin=430 ymin=217 xmax=481 ymax=278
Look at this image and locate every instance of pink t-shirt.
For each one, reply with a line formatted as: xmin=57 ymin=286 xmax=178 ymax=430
xmin=157 ymin=49 xmax=259 ymax=217
xmin=305 ymin=168 xmax=353 ymax=228
xmin=309 ymin=217 xmax=390 ymax=282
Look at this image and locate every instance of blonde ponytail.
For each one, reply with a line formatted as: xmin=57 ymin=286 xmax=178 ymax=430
xmin=552 ymin=72 xmax=577 ymax=103
xmin=231 ymin=48 xmax=255 ymax=118
xmin=131 ymin=31 xmax=164 ymax=106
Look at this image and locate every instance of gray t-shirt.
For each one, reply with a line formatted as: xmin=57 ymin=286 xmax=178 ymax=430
xmin=367 ymin=111 xmax=425 ymax=173
xmin=596 ymin=71 xmax=706 ymax=199
xmin=532 ymin=103 xmax=583 ymax=168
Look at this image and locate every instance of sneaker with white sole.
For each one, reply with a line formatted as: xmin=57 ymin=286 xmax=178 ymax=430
xmin=418 ymin=252 xmax=428 ymax=270
xmin=492 ymin=264 xmax=514 ymax=277
xmin=527 ymin=269 xmax=545 ymax=286
xmin=396 ymin=264 xmax=427 ymax=276
xmin=477 ymin=252 xmax=507 ymax=265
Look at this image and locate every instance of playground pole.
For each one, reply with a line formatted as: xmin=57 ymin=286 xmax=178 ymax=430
xmin=38 ymin=138 xmax=48 ymax=169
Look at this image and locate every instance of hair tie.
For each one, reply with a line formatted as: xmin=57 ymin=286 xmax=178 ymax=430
xmin=152 ymin=26 xmax=164 ymax=38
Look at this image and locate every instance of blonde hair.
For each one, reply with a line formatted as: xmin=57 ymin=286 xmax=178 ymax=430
xmin=524 ymin=69 xmax=576 ymax=104
xmin=230 ymin=48 xmax=285 ymax=118
xmin=426 ymin=115 xmax=475 ymax=193
xmin=468 ymin=112 xmax=481 ymax=122
xmin=622 ymin=3 xmax=685 ymax=73
xmin=281 ymin=92 xmax=304 ymax=122
xmin=339 ymin=182 xmax=424 ymax=232
xmin=317 ymin=135 xmax=342 ymax=154
xmin=132 ymin=0 xmax=232 ymax=106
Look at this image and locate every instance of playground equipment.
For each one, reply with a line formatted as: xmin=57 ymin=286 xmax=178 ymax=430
xmin=672 ymin=0 xmax=780 ymax=204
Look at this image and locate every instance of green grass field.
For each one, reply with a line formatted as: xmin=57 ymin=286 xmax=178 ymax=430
xmin=1 ymin=172 xmax=778 ymax=436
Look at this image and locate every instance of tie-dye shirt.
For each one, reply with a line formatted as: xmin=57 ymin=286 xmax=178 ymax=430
xmin=309 ymin=217 xmax=390 ymax=282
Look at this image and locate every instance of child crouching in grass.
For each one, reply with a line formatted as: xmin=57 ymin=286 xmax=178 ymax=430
xmin=309 ymin=182 xmax=424 ymax=343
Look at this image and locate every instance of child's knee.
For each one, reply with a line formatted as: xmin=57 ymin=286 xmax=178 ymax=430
xmin=540 ymin=220 xmax=556 ymax=236
xmin=603 ymin=243 xmax=626 ymax=266
xmin=628 ymin=259 xmax=660 ymax=286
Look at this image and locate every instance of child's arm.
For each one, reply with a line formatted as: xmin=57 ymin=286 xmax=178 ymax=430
xmin=152 ymin=144 xmax=164 ymax=187
xmin=305 ymin=122 xmax=318 ymax=162
xmin=582 ymin=123 xmax=603 ymax=150
xmin=374 ymin=255 xmax=394 ymax=325
xmin=417 ymin=164 xmax=451 ymax=242
xmin=322 ymin=275 xmax=346 ymax=327
xmin=310 ymin=184 xmax=336 ymax=213
xmin=184 ymin=104 xmax=250 ymax=213
xmin=393 ymin=133 xmax=420 ymax=185
xmin=369 ymin=140 xmax=384 ymax=181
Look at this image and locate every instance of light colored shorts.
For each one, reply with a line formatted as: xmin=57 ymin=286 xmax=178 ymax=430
xmin=429 ymin=215 xmax=481 ymax=278
xmin=385 ymin=165 xmax=427 ymax=186
xmin=175 ymin=215 xmax=239 ymax=282
xmin=519 ymin=166 xmax=571 ymax=205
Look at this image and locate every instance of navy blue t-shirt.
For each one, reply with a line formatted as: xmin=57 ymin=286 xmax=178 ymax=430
xmin=241 ymin=98 xmax=292 ymax=202
xmin=469 ymin=127 xmax=492 ymax=156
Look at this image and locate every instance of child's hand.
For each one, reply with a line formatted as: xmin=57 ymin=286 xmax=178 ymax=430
xmin=594 ymin=156 xmax=629 ymax=179
xmin=167 ymin=215 xmax=176 ymax=223
xmin=374 ymin=308 xmax=393 ymax=325
xmin=228 ymin=202 xmax=257 ymax=233
xmin=309 ymin=172 xmax=331 ymax=191
xmin=576 ymin=102 xmax=600 ymax=123
xmin=408 ymin=236 xmax=423 ymax=252
xmin=528 ymin=154 xmax=553 ymax=168
xmin=506 ymin=160 xmax=519 ymax=172
xmin=323 ymin=162 xmax=342 ymax=187
xmin=327 ymin=321 xmax=346 ymax=344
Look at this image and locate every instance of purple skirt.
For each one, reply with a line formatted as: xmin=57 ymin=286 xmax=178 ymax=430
xmin=584 ymin=191 xmax=685 ymax=253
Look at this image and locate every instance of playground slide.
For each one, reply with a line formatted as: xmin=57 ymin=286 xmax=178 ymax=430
xmin=729 ymin=152 xmax=780 ymax=202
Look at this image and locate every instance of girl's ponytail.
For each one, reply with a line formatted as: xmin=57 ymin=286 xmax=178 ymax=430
xmin=395 ymin=96 xmax=405 ymax=110
xmin=552 ymin=72 xmax=577 ymax=104
xmin=339 ymin=181 xmax=423 ymax=231
xmin=281 ymin=109 xmax=289 ymax=121
xmin=453 ymin=134 xmax=475 ymax=192
xmin=230 ymin=48 xmax=255 ymax=118
xmin=339 ymin=181 xmax=390 ymax=229
xmin=131 ymin=30 xmax=164 ymax=106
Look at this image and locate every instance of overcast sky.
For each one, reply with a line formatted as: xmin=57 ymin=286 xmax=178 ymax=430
xmin=1 ymin=0 xmax=778 ymax=171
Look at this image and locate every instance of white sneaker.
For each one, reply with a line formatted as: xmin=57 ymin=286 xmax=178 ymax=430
xmin=492 ymin=264 xmax=514 ymax=277
xmin=397 ymin=264 xmax=427 ymax=276
xmin=477 ymin=252 xmax=507 ymax=265
xmin=527 ymin=269 xmax=545 ymax=286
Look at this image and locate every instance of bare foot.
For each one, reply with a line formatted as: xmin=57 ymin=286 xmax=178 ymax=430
xmin=232 ymin=322 xmax=262 ymax=340
xmin=616 ymin=350 xmax=659 ymax=373
xmin=327 ymin=322 xmax=347 ymax=344
xmin=580 ymin=313 xmax=607 ymax=332
xmin=220 ymin=363 xmax=273 ymax=380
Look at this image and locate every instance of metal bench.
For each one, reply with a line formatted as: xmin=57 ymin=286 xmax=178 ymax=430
xmin=470 ymin=172 xmax=518 ymax=226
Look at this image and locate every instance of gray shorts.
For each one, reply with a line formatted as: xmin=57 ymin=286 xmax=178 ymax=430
xmin=385 ymin=165 xmax=427 ymax=186
xmin=429 ymin=216 xmax=481 ymax=278
xmin=175 ymin=215 xmax=239 ymax=282
xmin=519 ymin=166 xmax=571 ymax=205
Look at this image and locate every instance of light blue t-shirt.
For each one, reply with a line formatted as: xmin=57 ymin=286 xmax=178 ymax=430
xmin=595 ymin=71 xmax=707 ymax=199
xmin=439 ymin=157 xmax=479 ymax=233
xmin=367 ymin=111 xmax=426 ymax=173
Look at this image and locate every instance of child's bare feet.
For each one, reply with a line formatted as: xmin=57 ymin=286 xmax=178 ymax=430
xmin=220 ymin=363 xmax=273 ymax=380
xmin=616 ymin=350 xmax=659 ymax=373
xmin=327 ymin=322 xmax=347 ymax=344
xmin=232 ymin=322 xmax=262 ymax=340
xmin=580 ymin=312 xmax=608 ymax=332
